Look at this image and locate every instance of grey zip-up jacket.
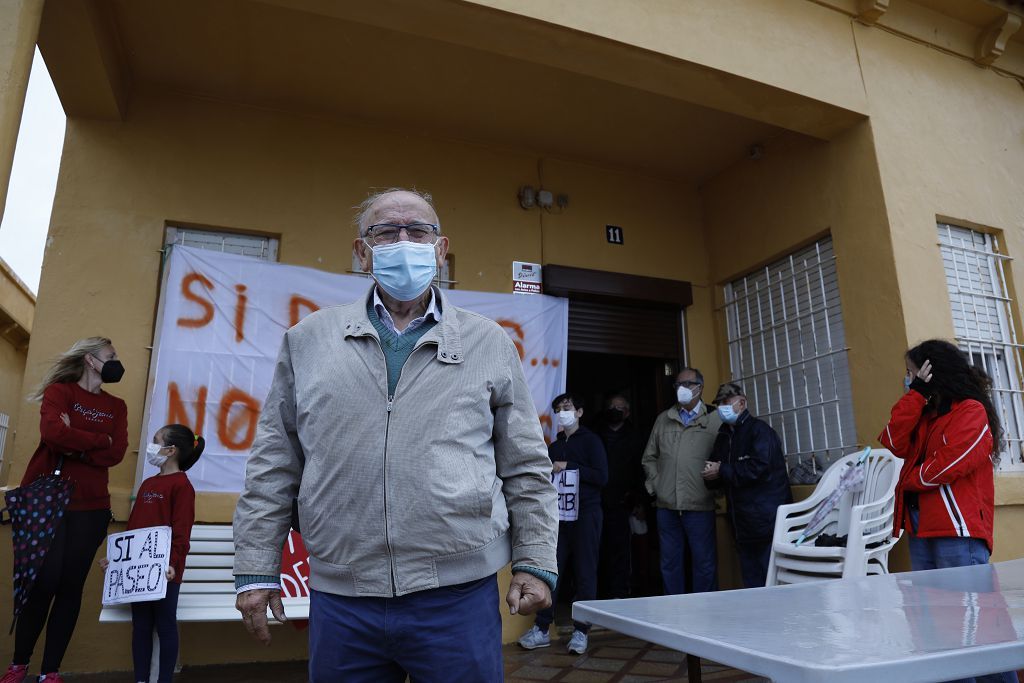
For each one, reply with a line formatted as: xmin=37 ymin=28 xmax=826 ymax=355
xmin=233 ymin=286 xmax=558 ymax=597
xmin=642 ymin=403 xmax=722 ymax=511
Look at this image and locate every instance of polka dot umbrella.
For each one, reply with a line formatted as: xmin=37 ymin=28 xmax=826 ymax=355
xmin=1 ymin=457 xmax=74 ymax=632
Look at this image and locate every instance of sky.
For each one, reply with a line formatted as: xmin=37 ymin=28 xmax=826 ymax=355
xmin=0 ymin=48 xmax=65 ymax=295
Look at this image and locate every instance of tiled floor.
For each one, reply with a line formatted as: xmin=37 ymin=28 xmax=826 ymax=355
xmin=70 ymin=628 xmax=767 ymax=682
xmin=504 ymin=627 xmax=768 ymax=683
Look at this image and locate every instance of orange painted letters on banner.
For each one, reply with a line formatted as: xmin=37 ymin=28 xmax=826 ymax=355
xmin=167 ymin=382 xmax=207 ymax=437
xmin=217 ymin=388 xmax=261 ymax=451
xmin=289 ymin=296 xmax=320 ymax=328
xmin=177 ymin=272 xmax=215 ymax=328
xmin=233 ymin=285 xmax=248 ymax=343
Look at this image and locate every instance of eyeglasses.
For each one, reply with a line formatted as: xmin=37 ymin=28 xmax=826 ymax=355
xmin=364 ymin=223 xmax=440 ymax=246
xmin=673 ymin=380 xmax=702 ymax=389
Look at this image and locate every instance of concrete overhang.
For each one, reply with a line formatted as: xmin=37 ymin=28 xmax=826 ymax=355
xmin=0 ymin=257 xmax=34 ymax=351
xmin=37 ymin=0 xmax=873 ymax=181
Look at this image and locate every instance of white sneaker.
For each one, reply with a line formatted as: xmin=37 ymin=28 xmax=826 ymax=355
xmin=517 ymin=625 xmax=551 ymax=650
xmin=567 ymin=629 xmax=588 ymax=655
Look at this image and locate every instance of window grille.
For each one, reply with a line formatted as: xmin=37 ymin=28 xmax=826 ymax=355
xmin=938 ymin=223 xmax=1024 ymax=470
xmin=165 ymin=227 xmax=279 ymax=261
xmin=723 ymin=237 xmax=858 ymax=472
xmin=0 ymin=412 xmax=9 ymax=465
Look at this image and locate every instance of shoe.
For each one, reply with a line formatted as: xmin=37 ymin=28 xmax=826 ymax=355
xmin=0 ymin=664 xmax=28 ymax=683
xmin=37 ymin=674 xmax=64 ymax=683
xmin=567 ymin=629 xmax=588 ymax=655
xmin=517 ymin=625 xmax=550 ymax=650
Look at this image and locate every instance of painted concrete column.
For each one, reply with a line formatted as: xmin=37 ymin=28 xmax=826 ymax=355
xmin=0 ymin=0 xmax=45 ymax=230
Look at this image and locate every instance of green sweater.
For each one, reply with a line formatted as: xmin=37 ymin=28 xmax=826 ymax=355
xmin=367 ymin=301 xmax=437 ymax=396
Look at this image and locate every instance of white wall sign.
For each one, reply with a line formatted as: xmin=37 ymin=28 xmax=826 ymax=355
xmin=513 ymin=261 xmax=543 ymax=295
xmin=552 ymin=469 xmax=579 ymax=522
xmin=102 ymin=526 xmax=171 ymax=605
xmin=140 ymin=246 xmax=568 ymax=493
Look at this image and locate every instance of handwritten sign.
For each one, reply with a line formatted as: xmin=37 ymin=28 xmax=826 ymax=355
xmin=552 ymin=469 xmax=579 ymax=522
xmin=102 ymin=526 xmax=171 ymax=605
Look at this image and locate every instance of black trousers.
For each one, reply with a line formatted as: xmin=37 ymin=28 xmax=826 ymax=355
xmin=132 ymin=582 xmax=181 ymax=683
xmin=13 ymin=508 xmax=110 ymax=673
xmin=535 ymin=506 xmax=603 ymax=633
xmin=598 ymin=502 xmax=632 ymax=599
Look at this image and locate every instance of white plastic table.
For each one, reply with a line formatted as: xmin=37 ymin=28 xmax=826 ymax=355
xmin=573 ymin=559 xmax=1024 ymax=683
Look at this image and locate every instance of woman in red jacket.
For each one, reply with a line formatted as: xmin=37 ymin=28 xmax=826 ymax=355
xmin=3 ymin=337 xmax=128 ymax=683
xmin=880 ymin=339 xmax=1002 ymax=570
xmin=880 ymin=341 xmax=1014 ymax=683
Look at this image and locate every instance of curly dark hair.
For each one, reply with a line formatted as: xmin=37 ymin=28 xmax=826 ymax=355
xmin=159 ymin=423 xmax=206 ymax=472
xmin=906 ymin=339 xmax=1003 ymax=453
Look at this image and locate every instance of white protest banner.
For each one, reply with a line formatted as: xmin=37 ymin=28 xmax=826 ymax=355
xmin=102 ymin=526 xmax=171 ymax=605
xmin=139 ymin=246 xmax=568 ymax=493
xmin=552 ymin=469 xmax=580 ymax=522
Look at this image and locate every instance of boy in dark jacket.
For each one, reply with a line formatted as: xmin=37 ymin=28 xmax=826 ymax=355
xmin=703 ymin=383 xmax=791 ymax=588
xmin=519 ymin=392 xmax=608 ymax=655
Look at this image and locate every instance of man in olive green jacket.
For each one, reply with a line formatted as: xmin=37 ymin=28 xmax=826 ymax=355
xmin=642 ymin=367 xmax=721 ymax=594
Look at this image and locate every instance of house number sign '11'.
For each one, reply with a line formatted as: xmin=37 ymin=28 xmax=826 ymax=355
xmin=606 ymin=225 xmax=624 ymax=245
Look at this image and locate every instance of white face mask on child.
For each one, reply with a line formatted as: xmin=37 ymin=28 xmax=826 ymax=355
xmin=146 ymin=442 xmax=169 ymax=467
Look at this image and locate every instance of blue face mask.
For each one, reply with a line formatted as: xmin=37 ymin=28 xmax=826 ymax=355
xmin=717 ymin=403 xmax=740 ymax=424
xmin=904 ymin=376 xmax=912 ymax=392
xmin=371 ymin=241 xmax=438 ymax=301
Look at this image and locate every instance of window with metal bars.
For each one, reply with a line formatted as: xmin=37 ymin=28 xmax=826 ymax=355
xmin=938 ymin=223 xmax=1024 ymax=471
xmin=723 ymin=236 xmax=858 ymax=474
xmin=165 ymin=226 xmax=279 ymax=261
xmin=0 ymin=412 xmax=9 ymax=464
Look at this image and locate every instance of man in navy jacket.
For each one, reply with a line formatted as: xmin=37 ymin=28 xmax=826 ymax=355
xmin=519 ymin=392 xmax=608 ymax=655
xmin=703 ymin=383 xmax=791 ymax=588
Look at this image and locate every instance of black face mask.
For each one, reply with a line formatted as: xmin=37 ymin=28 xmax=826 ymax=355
xmin=93 ymin=357 xmax=125 ymax=384
xmin=605 ymin=408 xmax=625 ymax=424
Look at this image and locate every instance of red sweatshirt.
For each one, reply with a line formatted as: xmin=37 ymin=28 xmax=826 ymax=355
xmin=21 ymin=382 xmax=129 ymax=511
xmin=128 ymin=472 xmax=196 ymax=584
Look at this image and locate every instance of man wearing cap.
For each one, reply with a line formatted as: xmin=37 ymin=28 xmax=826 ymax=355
xmin=703 ymin=383 xmax=791 ymax=588
xmin=642 ymin=367 xmax=721 ymax=595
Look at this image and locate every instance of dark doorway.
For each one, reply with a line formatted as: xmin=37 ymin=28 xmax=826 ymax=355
xmin=566 ymin=351 xmax=674 ymax=437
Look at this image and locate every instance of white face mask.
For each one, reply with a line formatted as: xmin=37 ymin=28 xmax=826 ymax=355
xmin=557 ymin=410 xmax=577 ymax=428
xmin=676 ymin=385 xmax=695 ymax=405
xmin=146 ymin=442 xmax=169 ymax=467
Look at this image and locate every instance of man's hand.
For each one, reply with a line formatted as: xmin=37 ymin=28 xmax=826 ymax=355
xmin=552 ymin=461 xmax=568 ymax=473
xmin=166 ymin=566 xmax=176 ymax=581
xmin=701 ymin=461 xmax=720 ymax=480
xmin=235 ymin=588 xmax=288 ymax=645
xmin=505 ymin=571 xmax=552 ymax=616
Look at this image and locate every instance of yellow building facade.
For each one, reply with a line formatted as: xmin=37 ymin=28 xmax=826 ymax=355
xmin=0 ymin=0 xmax=1022 ymax=673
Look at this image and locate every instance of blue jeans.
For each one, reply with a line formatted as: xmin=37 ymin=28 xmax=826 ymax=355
xmin=908 ymin=510 xmax=1017 ymax=683
xmin=308 ymin=575 xmax=502 ymax=682
xmin=657 ymin=508 xmax=717 ymax=594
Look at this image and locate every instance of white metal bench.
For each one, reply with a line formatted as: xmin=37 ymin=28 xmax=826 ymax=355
xmin=98 ymin=524 xmax=310 ymax=623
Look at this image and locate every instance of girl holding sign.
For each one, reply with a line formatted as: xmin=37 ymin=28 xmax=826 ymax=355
xmin=102 ymin=424 xmax=201 ymax=683
xmin=4 ymin=338 xmax=128 ymax=683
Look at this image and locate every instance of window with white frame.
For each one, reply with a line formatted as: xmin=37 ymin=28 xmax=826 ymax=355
xmin=938 ymin=223 xmax=1024 ymax=471
xmin=165 ymin=226 xmax=279 ymax=261
xmin=723 ymin=236 xmax=858 ymax=474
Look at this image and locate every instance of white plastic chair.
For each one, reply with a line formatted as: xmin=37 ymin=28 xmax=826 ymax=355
xmin=766 ymin=448 xmax=903 ymax=586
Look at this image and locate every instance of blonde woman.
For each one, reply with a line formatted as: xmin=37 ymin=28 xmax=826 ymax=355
xmin=3 ymin=338 xmax=128 ymax=683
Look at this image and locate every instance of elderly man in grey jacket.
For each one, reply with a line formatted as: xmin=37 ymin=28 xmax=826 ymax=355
xmin=232 ymin=188 xmax=558 ymax=682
